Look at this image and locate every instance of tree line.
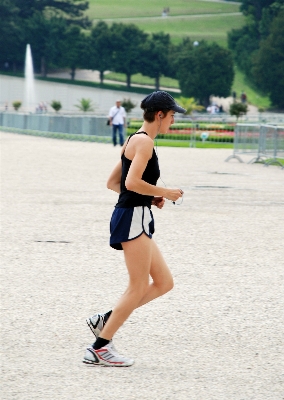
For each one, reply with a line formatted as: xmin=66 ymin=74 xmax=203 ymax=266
xmin=228 ymin=0 xmax=284 ymax=108
xmin=1 ymin=0 xmax=283 ymax=108
xmin=0 ymin=0 xmax=235 ymax=106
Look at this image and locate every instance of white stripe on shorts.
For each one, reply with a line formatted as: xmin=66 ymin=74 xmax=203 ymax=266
xmin=128 ymin=206 xmax=151 ymax=240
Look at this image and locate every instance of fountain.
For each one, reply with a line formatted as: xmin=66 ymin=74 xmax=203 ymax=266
xmin=24 ymin=44 xmax=36 ymax=112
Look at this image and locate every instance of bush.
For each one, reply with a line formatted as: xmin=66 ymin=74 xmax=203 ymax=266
xmin=51 ymin=100 xmax=62 ymax=113
xmin=128 ymin=121 xmax=235 ymax=132
xmin=75 ymin=98 xmax=94 ymax=112
xmin=12 ymin=101 xmax=22 ymax=111
xmin=121 ymin=98 xmax=136 ymax=113
xmin=229 ymin=102 xmax=248 ymax=120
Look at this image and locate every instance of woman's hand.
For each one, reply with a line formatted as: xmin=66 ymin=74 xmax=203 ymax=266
xmin=165 ymin=188 xmax=183 ymax=202
xmin=152 ymin=196 xmax=165 ymax=209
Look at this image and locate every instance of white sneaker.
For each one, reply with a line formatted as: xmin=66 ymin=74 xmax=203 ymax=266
xmin=86 ymin=312 xmax=108 ymax=338
xmin=83 ymin=342 xmax=134 ymax=367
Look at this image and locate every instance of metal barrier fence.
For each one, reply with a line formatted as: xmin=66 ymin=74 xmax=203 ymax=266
xmin=226 ymin=123 xmax=284 ymax=168
xmin=0 ymin=112 xmax=111 ymax=137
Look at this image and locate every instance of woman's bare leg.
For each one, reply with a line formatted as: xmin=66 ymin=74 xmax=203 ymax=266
xmin=99 ymin=236 xmax=174 ymax=340
xmin=136 ymin=239 xmax=174 ymax=308
xmin=99 ymin=233 xmax=152 ymax=340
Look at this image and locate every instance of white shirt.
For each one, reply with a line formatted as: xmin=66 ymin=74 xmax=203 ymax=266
xmin=109 ymin=106 xmax=126 ymax=125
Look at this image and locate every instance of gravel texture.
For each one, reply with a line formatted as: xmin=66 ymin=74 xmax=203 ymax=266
xmin=1 ymin=132 xmax=283 ymax=400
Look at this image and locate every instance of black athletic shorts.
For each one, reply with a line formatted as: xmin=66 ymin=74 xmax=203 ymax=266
xmin=110 ymin=206 xmax=155 ymax=250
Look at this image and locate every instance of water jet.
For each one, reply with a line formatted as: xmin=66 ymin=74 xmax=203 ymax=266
xmin=24 ymin=44 xmax=36 ymax=112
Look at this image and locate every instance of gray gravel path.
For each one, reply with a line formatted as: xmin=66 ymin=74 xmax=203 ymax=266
xmin=1 ymin=132 xmax=283 ymax=399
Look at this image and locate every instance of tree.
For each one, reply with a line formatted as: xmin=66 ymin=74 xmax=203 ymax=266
xmin=228 ymin=1 xmax=284 ymax=82
xmin=63 ymin=25 xmax=87 ymax=80
xmin=0 ymin=0 xmax=26 ymax=70
xmin=229 ymin=102 xmax=248 ymax=121
xmin=25 ymin=13 xmax=67 ymax=75
xmin=252 ymin=10 xmax=284 ymax=108
xmin=228 ymin=25 xmax=259 ymax=78
xmin=140 ymin=32 xmax=171 ymax=90
xmin=0 ymin=0 xmax=90 ymax=73
xmin=13 ymin=0 xmax=90 ymax=28
xmin=87 ymin=21 xmax=114 ymax=84
xmin=175 ymin=41 xmax=234 ymax=106
xmin=240 ymin=0 xmax=280 ymax=21
xmin=110 ymin=23 xmax=148 ymax=88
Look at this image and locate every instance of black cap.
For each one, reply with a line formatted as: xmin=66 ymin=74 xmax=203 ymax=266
xmin=141 ymin=91 xmax=186 ymax=114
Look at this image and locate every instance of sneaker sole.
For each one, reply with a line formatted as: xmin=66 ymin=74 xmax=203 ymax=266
xmin=83 ymin=359 xmax=134 ymax=367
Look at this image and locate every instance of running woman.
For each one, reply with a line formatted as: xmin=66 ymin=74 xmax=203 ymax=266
xmin=83 ymin=91 xmax=185 ymax=367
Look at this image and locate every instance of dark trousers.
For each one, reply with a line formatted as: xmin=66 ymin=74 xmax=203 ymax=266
xmin=112 ymin=124 xmax=124 ymax=146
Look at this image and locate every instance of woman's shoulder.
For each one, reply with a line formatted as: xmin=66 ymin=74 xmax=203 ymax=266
xmin=124 ymin=133 xmax=153 ymax=160
xmin=130 ymin=132 xmax=153 ymax=149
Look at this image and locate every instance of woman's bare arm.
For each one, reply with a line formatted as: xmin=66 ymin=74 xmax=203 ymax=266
xmin=125 ymin=136 xmax=183 ymax=202
xmin=107 ymin=160 xmax=122 ymax=194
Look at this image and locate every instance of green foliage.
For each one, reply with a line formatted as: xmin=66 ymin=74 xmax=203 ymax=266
xmin=75 ymin=98 xmax=94 ymax=112
xmin=25 ymin=14 xmax=68 ymax=76
xmin=121 ymin=98 xmax=136 ymax=114
xmin=139 ymin=32 xmax=172 ymax=90
xmin=0 ymin=0 xmax=90 ymax=73
xmin=228 ymin=25 xmax=259 ymax=79
xmin=87 ymin=21 xmax=114 ymax=84
xmin=0 ymin=0 xmax=26 ymax=68
xmin=14 ymin=0 xmax=90 ymax=28
xmin=252 ymin=10 xmax=284 ymax=108
xmin=50 ymin=100 xmax=62 ymax=112
xmin=129 ymin=121 xmax=235 ymax=131
xmin=229 ymin=102 xmax=248 ymax=120
xmin=178 ymin=97 xmax=204 ymax=115
xmin=228 ymin=0 xmax=284 ymax=107
xmin=12 ymin=100 xmax=22 ymax=111
xmin=63 ymin=25 xmax=87 ymax=80
xmin=110 ymin=23 xmax=148 ymax=87
xmin=175 ymin=40 xmax=234 ymax=105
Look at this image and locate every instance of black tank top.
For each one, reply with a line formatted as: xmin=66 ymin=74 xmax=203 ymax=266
xmin=115 ymin=132 xmax=160 ymax=208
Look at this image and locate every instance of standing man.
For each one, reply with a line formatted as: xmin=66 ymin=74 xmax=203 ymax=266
xmin=108 ymin=100 xmax=126 ymax=146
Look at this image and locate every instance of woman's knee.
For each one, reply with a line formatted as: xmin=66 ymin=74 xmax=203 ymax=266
xmin=155 ymin=275 xmax=174 ymax=295
xmin=164 ymin=276 xmax=174 ymax=293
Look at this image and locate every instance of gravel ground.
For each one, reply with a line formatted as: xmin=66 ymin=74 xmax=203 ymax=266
xmin=1 ymin=132 xmax=283 ymax=400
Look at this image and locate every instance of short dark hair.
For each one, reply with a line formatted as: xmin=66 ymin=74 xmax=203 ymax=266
xmin=142 ymin=108 xmax=171 ymax=123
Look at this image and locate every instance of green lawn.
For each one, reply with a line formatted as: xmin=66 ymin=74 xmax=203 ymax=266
xmin=155 ymin=139 xmax=233 ymax=148
xmin=126 ymin=13 xmax=245 ymax=47
xmin=231 ymin=68 xmax=271 ymax=109
xmin=87 ymin=0 xmax=241 ymax=20
xmin=87 ymin=0 xmax=244 ymax=47
xmin=105 ymin=72 xmax=179 ymax=89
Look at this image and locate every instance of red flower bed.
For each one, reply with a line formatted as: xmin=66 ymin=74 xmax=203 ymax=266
xmin=169 ymin=129 xmax=234 ymax=137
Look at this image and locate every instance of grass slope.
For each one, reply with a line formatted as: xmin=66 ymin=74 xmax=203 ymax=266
xmin=121 ymin=13 xmax=244 ymax=47
xmin=84 ymin=1 xmax=269 ymax=107
xmin=87 ymin=0 xmax=241 ymax=20
xmin=231 ymin=68 xmax=271 ymax=109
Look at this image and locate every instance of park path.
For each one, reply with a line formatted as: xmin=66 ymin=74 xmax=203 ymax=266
xmin=1 ymin=131 xmax=283 ymax=399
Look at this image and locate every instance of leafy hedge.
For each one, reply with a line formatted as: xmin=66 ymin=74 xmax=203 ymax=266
xmin=0 ymin=127 xmax=112 ymax=143
xmin=156 ymin=133 xmax=233 ymax=142
xmin=128 ymin=121 xmax=235 ymax=131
